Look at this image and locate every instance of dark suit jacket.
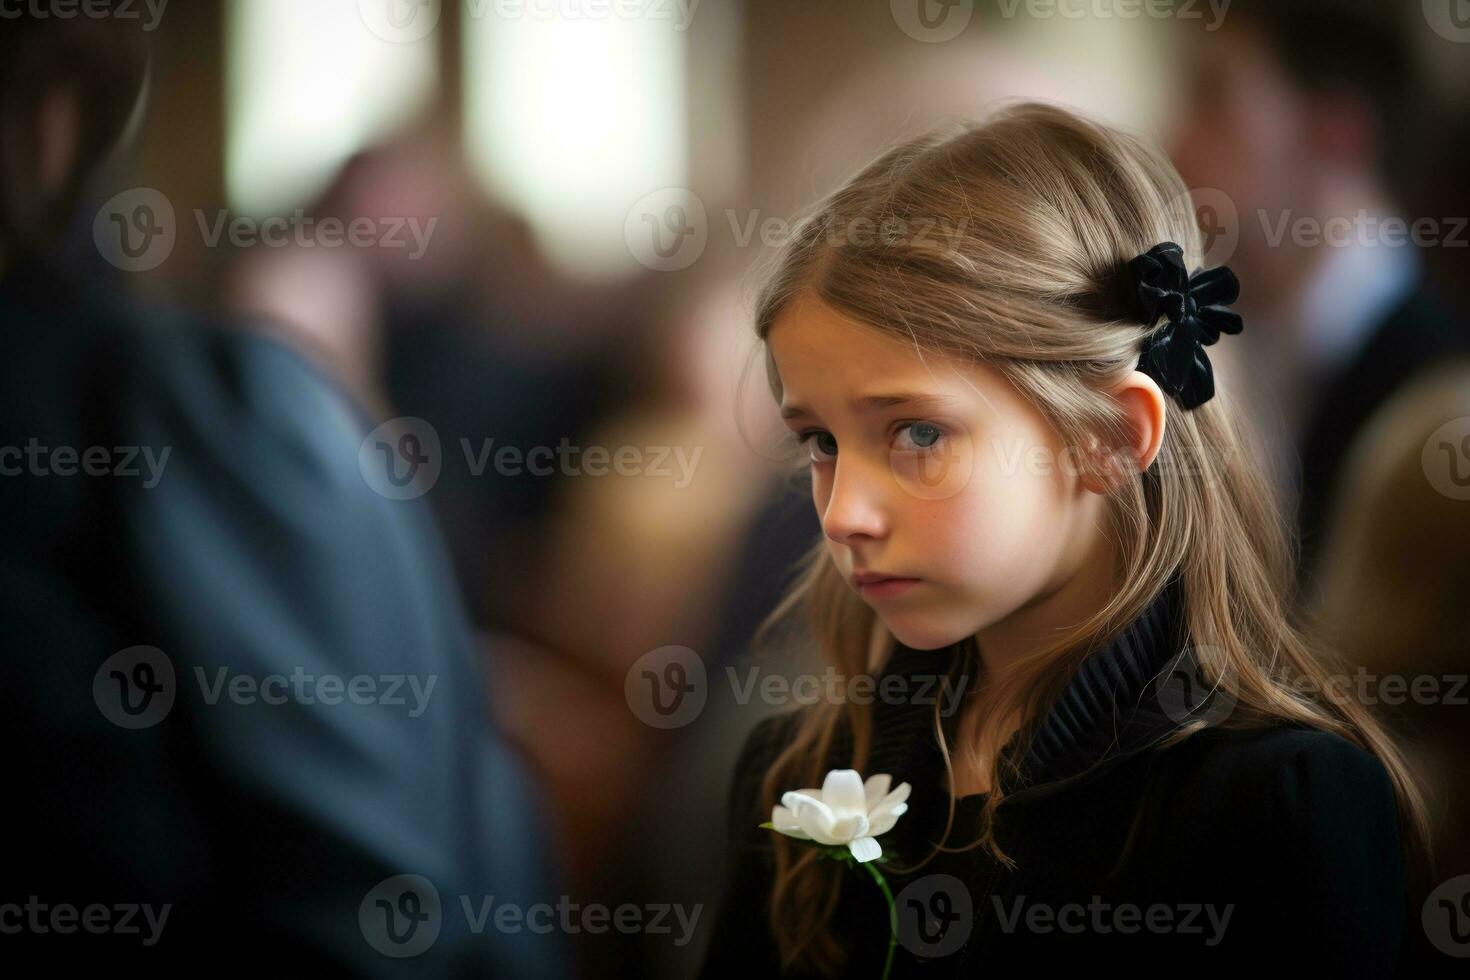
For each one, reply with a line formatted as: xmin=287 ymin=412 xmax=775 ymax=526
xmin=0 ymin=255 xmax=569 ymax=976
xmin=700 ymin=579 xmax=1435 ymax=978
xmin=1295 ymin=281 xmax=1470 ymax=590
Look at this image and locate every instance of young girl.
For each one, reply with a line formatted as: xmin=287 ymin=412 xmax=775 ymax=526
xmin=699 ymin=103 xmax=1433 ymax=977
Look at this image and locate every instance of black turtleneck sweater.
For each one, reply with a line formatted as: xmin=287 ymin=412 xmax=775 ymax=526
xmin=698 ymin=581 xmax=1427 ymax=978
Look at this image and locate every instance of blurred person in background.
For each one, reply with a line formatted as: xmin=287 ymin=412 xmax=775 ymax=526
xmin=1311 ymin=361 xmax=1470 ymax=892
xmin=227 ymin=126 xmax=640 ymax=637
xmin=1167 ymin=0 xmax=1470 ymax=597
xmin=0 ymin=11 xmax=567 ymax=974
xmin=226 ymin=119 xmax=728 ymax=973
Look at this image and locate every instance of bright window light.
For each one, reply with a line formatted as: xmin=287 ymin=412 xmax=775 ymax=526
xmin=226 ymin=0 xmax=439 ymax=216
xmin=464 ymin=7 xmax=688 ymax=282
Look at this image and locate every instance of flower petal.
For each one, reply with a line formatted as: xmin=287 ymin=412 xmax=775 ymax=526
xmin=863 ymin=774 xmax=892 ymax=810
xmin=770 ymin=805 xmax=811 ymax=840
xmin=867 ymin=801 xmax=908 ymax=838
xmin=821 ymin=769 xmax=866 ymax=814
xmin=847 ymin=836 xmax=882 ymax=863
xmin=780 ymin=790 xmax=827 ymax=812
xmin=826 ymin=813 xmax=869 ymax=844
xmin=782 ymin=792 xmax=841 ymax=844
xmin=872 ymin=781 xmax=911 ymax=815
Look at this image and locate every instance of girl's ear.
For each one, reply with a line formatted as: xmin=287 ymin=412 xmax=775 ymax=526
xmin=1080 ymin=371 xmax=1168 ymax=494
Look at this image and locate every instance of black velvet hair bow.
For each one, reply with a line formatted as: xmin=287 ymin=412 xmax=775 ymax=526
xmin=1129 ymin=242 xmax=1243 ymax=410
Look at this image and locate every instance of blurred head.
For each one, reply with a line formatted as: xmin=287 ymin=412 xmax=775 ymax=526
xmin=1167 ymin=0 xmax=1412 ymax=310
xmin=748 ymin=101 xmax=1430 ymax=975
xmin=0 ymin=8 xmax=150 ymax=265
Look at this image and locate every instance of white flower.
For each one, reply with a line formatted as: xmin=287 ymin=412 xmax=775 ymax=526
xmin=770 ymin=769 xmax=911 ymax=863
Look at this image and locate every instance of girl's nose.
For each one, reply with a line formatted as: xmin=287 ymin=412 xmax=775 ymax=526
xmin=821 ymin=458 xmax=889 ymax=545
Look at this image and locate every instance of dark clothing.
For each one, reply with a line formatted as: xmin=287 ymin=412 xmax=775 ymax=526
xmin=0 ymin=256 xmax=568 ymax=975
xmin=381 ymin=292 xmax=628 ymax=630
xmin=700 ymin=580 xmax=1419 ymax=977
xmin=1296 ymin=282 xmax=1470 ymax=589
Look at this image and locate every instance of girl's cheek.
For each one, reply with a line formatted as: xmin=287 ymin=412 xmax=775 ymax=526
xmin=939 ymin=464 xmax=1050 ymax=571
xmin=809 ymin=466 xmax=833 ymax=512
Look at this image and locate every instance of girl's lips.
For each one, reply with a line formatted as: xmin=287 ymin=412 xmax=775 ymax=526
xmin=857 ymin=577 xmax=921 ymax=599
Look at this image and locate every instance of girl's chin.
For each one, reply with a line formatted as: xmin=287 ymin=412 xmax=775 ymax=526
xmin=883 ymin=617 xmax=967 ymax=652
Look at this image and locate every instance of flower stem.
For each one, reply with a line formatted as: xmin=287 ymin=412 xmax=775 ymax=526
xmin=861 ymin=861 xmax=898 ymax=980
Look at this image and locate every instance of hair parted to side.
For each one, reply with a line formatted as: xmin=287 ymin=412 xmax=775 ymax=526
xmin=746 ymin=101 xmax=1432 ymax=976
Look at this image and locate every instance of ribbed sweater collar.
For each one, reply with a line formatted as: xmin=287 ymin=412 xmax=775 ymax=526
xmin=857 ymin=577 xmax=1192 ymax=850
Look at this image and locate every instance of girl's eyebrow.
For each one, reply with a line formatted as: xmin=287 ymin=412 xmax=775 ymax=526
xmin=779 ymin=391 xmax=961 ymax=421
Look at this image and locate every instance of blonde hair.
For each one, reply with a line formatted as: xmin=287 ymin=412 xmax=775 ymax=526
xmin=746 ymin=102 xmax=1432 ymax=975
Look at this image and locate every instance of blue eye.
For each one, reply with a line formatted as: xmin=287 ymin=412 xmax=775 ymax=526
xmin=800 ymin=430 xmax=838 ymax=462
xmin=895 ymin=421 xmax=944 ymax=451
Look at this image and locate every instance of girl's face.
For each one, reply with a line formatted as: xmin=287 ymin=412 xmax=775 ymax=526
xmin=768 ymin=291 xmax=1114 ymax=653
